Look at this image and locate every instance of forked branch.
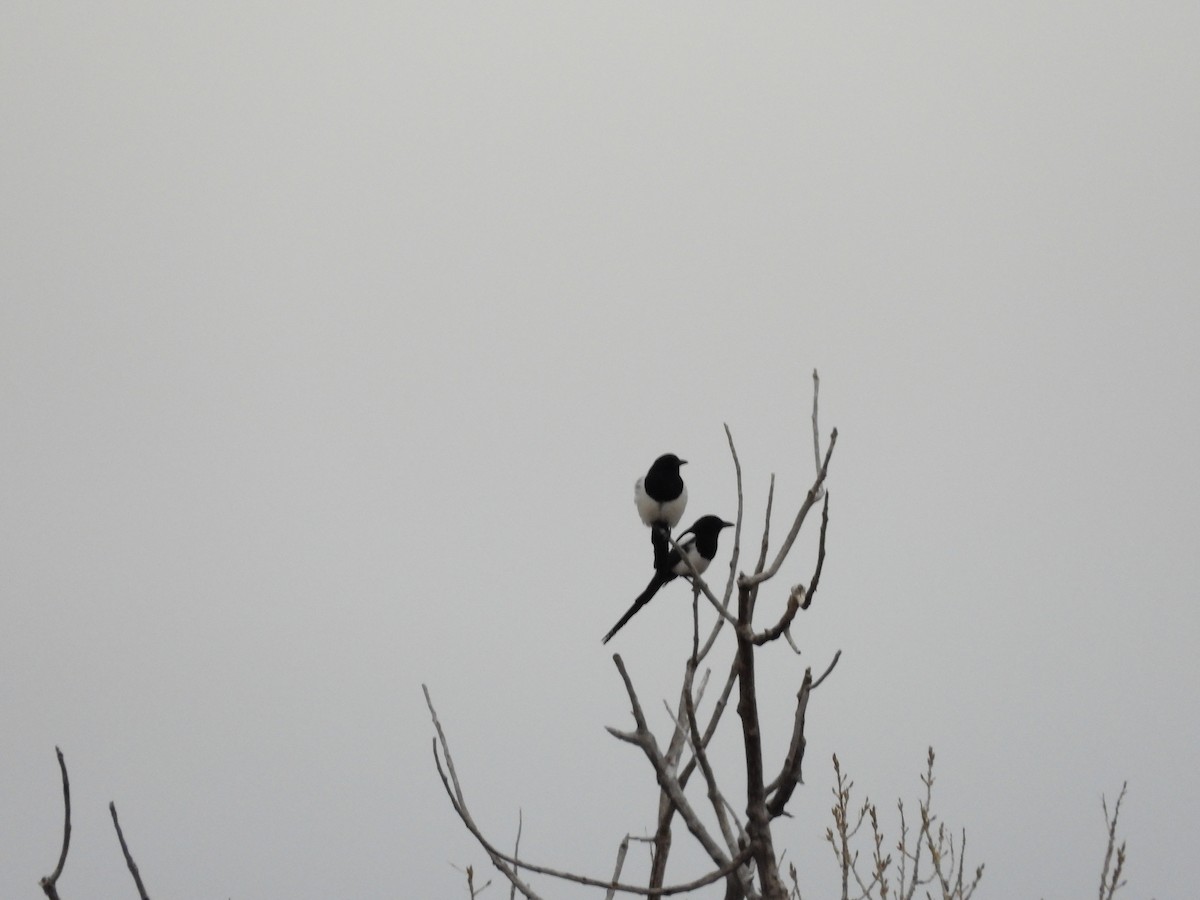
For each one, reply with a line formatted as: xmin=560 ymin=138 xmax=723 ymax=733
xmin=425 ymin=683 xmax=746 ymax=897
xmin=741 ymin=430 xmax=836 ymax=590
xmin=607 ymin=656 xmax=733 ymax=871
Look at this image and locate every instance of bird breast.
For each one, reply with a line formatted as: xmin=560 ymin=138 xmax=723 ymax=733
xmin=672 ymin=542 xmax=711 ymax=576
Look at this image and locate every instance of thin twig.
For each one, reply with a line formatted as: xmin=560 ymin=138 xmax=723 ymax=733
xmin=434 ymin=744 xmax=753 ymax=900
xmin=1098 ymin=783 xmax=1128 ymax=900
xmin=754 ymin=474 xmax=777 ymax=579
xmin=741 ymin=430 xmax=837 ymax=590
xmin=424 ymin=685 xmax=544 ymax=900
xmin=675 ymin=655 xmax=740 ymax=791
xmin=110 ymin=802 xmax=151 ymax=900
xmin=510 ymin=810 xmax=523 ymax=900
xmin=753 ymin=490 xmax=831 ymax=644
xmin=39 ymin=747 xmax=71 ymax=900
xmin=746 ymin=473 xmax=778 ymax=627
xmin=801 ymin=492 xmax=830 ymax=610
xmin=722 ymin=423 xmax=744 ymax=609
xmin=810 ymin=650 xmax=842 ymax=690
xmin=783 ymin=628 xmax=804 ymax=656
xmin=605 ymin=835 xmax=632 ymax=900
xmin=812 ymin=369 xmax=822 ymax=477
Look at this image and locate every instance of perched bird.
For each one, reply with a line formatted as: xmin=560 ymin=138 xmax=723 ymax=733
xmin=603 ymin=515 xmax=733 ymax=644
xmin=634 ymin=453 xmax=688 ymax=568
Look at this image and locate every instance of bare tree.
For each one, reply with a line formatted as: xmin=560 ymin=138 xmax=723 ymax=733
xmin=28 ymin=377 xmax=1133 ymax=899
xmin=421 ymin=378 xmax=1135 ymax=897
xmin=427 ymin=372 xmax=844 ymax=898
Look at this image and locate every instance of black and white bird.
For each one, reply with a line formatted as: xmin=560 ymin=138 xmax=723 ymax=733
xmin=634 ymin=453 xmax=688 ymax=569
xmin=603 ymin=514 xmax=733 ymax=644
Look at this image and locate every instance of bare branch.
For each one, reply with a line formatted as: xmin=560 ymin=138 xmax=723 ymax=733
xmin=783 ymin=628 xmax=803 ymax=656
xmin=810 ymin=650 xmax=842 ymax=690
xmin=754 ymin=491 xmax=830 ymax=644
xmin=606 ymin=835 xmax=633 ymax=900
xmin=39 ymin=747 xmax=71 ymax=900
xmin=801 ymin=492 xmax=830 ymax=611
xmin=648 ymin=649 xmax=711 ymax=889
xmin=436 ymin=759 xmax=753 ymax=900
xmin=436 ymin=737 xmax=750 ymax=896
xmin=745 ymin=473 xmax=778 ymax=630
xmin=752 ymin=584 xmax=804 ymax=646
xmin=811 ymin=369 xmax=823 ymax=477
xmin=652 ymin=665 xmax=709 ymax=867
xmin=741 ymin=430 xmax=837 ymax=590
xmin=109 ymin=802 xmax=151 ymax=900
xmin=510 ymin=811 xmax=523 ymax=900
xmin=755 ymin=474 xmax=777 ymax=579
xmin=722 ymin=423 xmax=745 ymax=608
xmin=452 ymin=862 xmax=493 ymax=899
xmin=611 ymin=656 xmax=733 ymax=870
xmin=659 ymin=699 xmax=737 ymax=857
xmin=765 ymin=668 xmax=813 ymax=818
xmin=425 ymin=685 xmax=544 ymax=899
xmin=675 ymin=654 xmax=740 ymax=793
xmin=1098 ymin=783 xmax=1129 ymax=900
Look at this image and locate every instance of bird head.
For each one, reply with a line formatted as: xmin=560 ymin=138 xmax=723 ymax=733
xmin=683 ymin=515 xmax=734 ymax=537
xmin=652 ymin=453 xmax=687 ymax=471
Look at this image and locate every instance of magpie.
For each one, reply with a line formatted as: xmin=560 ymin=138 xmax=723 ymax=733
xmin=634 ymin=453 xmax=688 ymax=569
xmin=603 ymin=514 xmax=733 ymax=644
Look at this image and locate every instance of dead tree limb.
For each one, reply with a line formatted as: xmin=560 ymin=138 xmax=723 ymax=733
xmin=765 ymin=668 xmax=812 ymax=818
xmin=811 ymin=369 xmax=823 ymax=476
xmin=110 ymin=802 xmax=151 ymax=900
xmin=39 ymin=747 xmax=71 ymax=900
xmin=510 ymin=811 xmax=523 ymax=900
xmin=608 ymin=656 xmax=732 ymax=871
xmin=424 ymin=685 xmax=544 ymax=900
xmin=649 ymin=653 xmax=741 ymax=893
xmin=427 ymin=683 xmax=745 ymax=897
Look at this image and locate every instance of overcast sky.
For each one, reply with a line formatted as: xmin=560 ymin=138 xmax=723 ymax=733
xmin=2 ymin=4 xmax=1198 ymax=899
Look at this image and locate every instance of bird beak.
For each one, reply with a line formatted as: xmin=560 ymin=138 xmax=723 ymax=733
xmin=680 ymin=459 xmax=689 ymax=466
xmin=721 ymin=520 xmax=734 ymax=528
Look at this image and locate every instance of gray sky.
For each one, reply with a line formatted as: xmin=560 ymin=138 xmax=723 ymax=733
xmin=2 ymin=4 xmax=1198 ymax=898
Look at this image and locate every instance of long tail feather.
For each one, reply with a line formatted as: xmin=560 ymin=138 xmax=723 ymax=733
xmin=650 ymin=525 xmax=670 ymax=570
xmin=602 ymin=572 xmax=671 ymax=644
